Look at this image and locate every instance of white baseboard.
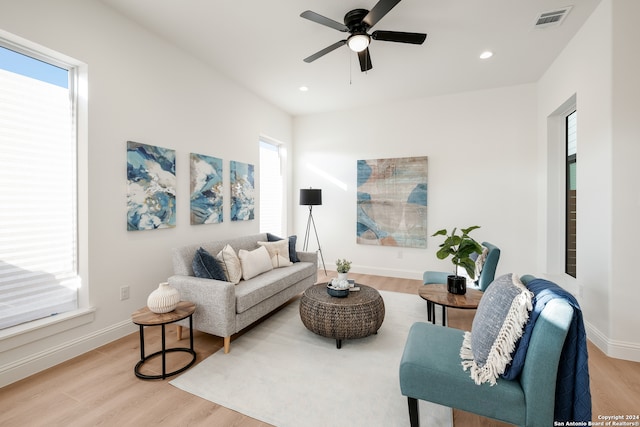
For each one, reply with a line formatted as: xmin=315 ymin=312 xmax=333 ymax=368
xmin=585 ymin=320 xmax=640 ymax=362
xmin=0 ymin=320 xmax=137 ymax=388
xmin=350 ymin=265 xmax=423 ymax=281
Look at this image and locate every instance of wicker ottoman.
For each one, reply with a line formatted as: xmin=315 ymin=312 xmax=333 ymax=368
xmin=299 ymin=283 xmax=385 ymax=349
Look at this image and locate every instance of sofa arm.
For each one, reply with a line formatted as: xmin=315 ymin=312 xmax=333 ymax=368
xmin=296 ymin=251 xmax=318 ymax=265
xmin=168 ymin=274 xmax=236 ymax=337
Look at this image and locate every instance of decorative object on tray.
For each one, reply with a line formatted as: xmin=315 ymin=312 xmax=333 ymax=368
xmin=336 ymin=258 xmax=352 ymax=282
xmin=327 ymin=278 xmax=350 ymax=297
xmin=431 ymin=226 xmax=483 ymax=295
xmin=147 ymin=282 xmax=180 ymax=313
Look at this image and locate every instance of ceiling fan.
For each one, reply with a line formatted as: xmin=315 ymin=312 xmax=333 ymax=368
xmin=300 ymin=0 xmax=427 ymax=72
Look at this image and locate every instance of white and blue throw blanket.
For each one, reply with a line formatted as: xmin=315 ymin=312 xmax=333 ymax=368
xmin=501 ymin=278 xmax=592 ymax=423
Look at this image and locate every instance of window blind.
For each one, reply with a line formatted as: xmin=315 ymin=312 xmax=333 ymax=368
xmin=259 ymin=140 xmax=284 ymax=236
xmin=0 ymin=65 xmax=79 ymax=329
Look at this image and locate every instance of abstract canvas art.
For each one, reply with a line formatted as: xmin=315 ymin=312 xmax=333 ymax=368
xmin=127 ymin=141 xmax=176 ymax=231
xmin=230 ymin=160 xmax=255 ymax=221
xmin=357 ymin=156 xmax=428 ymax=248
xmin=190 ymin=153 xmax=223 ymax=225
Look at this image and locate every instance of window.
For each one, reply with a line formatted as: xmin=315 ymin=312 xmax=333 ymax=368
xmin=565 ymin=110 xmax=577 ymax=277
xmin=0 ymin=42 xmax=80 ymax=329
xmin=259 ymin=139 xmax=285 ymax=236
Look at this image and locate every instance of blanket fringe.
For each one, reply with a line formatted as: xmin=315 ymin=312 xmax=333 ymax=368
xmin=460 ymin=276 xmax=533 ymax=386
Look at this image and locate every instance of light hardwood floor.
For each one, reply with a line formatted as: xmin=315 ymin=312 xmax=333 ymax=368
xmin=0 ymin=272 xmax=638 ymax=426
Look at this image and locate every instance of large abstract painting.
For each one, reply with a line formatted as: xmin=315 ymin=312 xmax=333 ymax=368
xmin=127 ymin=141 xmax=176 ymax=231
xmin=190 ymin=153 xmax=223 ymax=225
xmin=357 ymin=156 xmax=428 ymax=248
xmin=230 ymin=160 xmax=255 ymax=221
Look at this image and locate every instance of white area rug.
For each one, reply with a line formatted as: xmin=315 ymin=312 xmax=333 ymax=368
xmin=170 ymin=290 xmax=452 ymax=427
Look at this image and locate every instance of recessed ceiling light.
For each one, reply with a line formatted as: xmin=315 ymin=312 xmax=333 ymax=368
xmin=299 ymin=86 xmax=309 ymax=92
xmin=479 ymin=51 xmax=493 ymax=59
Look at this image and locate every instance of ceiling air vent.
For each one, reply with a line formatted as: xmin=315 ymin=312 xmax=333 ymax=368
xmin=534 ymin=6 xmax=573 ymax=28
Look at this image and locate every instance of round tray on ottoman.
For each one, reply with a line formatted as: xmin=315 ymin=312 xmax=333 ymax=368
xmin=299 ymin=283 xmax=385 ymax=349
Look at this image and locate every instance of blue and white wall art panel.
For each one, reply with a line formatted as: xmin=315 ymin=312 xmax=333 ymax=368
xmin=190 ymin=153 xmax=223 ymax=225
xmin=230 ymin=160 xmax=255 ymax=221
xmin=126 ymin=141 xmax=176 ymax=231
xmin=357 ymin=156 xmax=428 ymax=248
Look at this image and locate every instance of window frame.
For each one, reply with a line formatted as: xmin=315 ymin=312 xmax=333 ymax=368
xmin=0 ymin=31 xmax=92 ymax=350
xmin=258 ymin=136 xmax=287 ymax=237
xmin=545 ymin=94 xmax=579 ymax=285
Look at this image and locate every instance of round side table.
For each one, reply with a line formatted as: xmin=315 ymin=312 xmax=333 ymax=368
xmin=131 ymin=300 xmax=196 ymax=380
xmin=418 ymin=284 xmax=483 ymax=327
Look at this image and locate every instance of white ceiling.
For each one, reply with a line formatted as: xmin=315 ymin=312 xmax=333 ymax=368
xmin=99 ymin=0 xmax=601 ymax=116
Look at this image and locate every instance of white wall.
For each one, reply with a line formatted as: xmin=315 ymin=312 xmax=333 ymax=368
xmin=293 ymin=84 xmax=538 ymax=280
xmin=537 ymin=0 xmax=640 ymax=361
xmin=0 ymin=0 xmax=292 ymax=385
xmin=610 ymin=0 xmax=640 ymax=358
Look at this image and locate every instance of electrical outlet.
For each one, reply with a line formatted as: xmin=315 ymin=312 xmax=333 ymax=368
xmin=120 ymin=286 xmax=130 ymax=301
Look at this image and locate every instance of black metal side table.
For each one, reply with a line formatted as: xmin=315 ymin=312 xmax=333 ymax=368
xmin=131 ymin=301 xmax=196 ymax=380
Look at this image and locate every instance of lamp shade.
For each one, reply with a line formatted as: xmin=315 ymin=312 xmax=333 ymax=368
xmin=300 ymin=188 xmax=322 ymax=206
xmin=347 ymin=33 xmax=370 ymax=52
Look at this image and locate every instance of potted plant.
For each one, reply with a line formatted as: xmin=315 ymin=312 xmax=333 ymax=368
xmin=432 ymin=226 xmax=483 ymax=295
xmin=335 ymin=258 xmax=352 ymax=282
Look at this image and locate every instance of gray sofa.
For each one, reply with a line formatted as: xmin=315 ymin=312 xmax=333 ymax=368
xmin=168 ymin=233 xmax=318 ymax=353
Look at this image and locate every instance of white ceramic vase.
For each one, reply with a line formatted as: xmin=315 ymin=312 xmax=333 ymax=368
xmin=337 ymin=272 xmax=348 ymax=282
xmin=147 ymin=282 xmax=180 ymax=313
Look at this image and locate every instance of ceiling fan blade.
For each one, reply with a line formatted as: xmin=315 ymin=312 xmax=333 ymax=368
xmin=371 ymin=30 xmax=427 ymax=44
xmin=303 ymin=40 xmax=347 ymax=63
xmin=300 ymin=10 xmax=348 ymax=32
xmin=362 ymin=0 xmax=402 ymax=28
xmin=358 ymin=48 xmax=373 ymax=72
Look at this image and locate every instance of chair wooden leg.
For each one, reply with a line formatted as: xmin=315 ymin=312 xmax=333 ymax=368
xmin=223 ymin=336 xmax=231 ymax=354
xmin=176 ymin=325 xmax=183 ymax=340
xmin=408 ymin=397 xmax=419 ymax=427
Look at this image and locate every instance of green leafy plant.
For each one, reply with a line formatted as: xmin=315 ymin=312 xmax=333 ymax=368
xmin=432 ymin=226 xmax=483 ymax=279
xmin=336 ymin=258 xmax=352 ymax=274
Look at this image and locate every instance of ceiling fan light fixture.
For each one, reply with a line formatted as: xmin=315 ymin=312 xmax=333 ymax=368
xmin=347 ymin=33 xmax=370 ymax=52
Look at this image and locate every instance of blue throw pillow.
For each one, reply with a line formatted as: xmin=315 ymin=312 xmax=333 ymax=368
xmin=266 ymin=233 xmax=299 ymax=263
xmin=192 ymin=247 xmax=227 ymax=281
xmin=460 ymin=273 xmax=533 ymax=385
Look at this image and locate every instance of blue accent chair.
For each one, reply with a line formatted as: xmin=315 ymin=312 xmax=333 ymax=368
xmin=423 ymin=241 xmax=501 ymax=291
xmin=399 ymin=276 xmax=574 ymax=427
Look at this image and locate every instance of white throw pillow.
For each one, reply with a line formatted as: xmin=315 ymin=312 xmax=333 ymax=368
xmin=258 ymin=240 xmax=293 ymax=268
xmin=238 ymin=245 xmax=273 ymax=280
xmin=215 ymin=244 xmax=242 ymax=284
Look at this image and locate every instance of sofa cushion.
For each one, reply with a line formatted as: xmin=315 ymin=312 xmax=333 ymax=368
xmin=192 ymin=247 xmax=227 ymax=281
xmin=460 ymin=273 xmax=533 ymax=385
xmin=238 ymin=245 xmax=273 ymax=280
xmin=235 ymin=261 xmax=316 ymax=314
xmin=267 ymin=233 xmax=299 ymax=263
xmin=258 ymin=239 xmax=293 ymax=268
xmin=216 ymin=244 xmax=242 ymax=284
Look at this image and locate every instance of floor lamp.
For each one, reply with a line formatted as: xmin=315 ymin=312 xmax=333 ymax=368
xmin=300 ymin=188 xmax=327 ymax=275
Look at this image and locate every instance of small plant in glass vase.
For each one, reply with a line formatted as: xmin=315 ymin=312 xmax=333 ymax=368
xmin=432 ymin=226 xmax=483 ymax=295
xmin=335 ymin=258 xmax=352 ymax=283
